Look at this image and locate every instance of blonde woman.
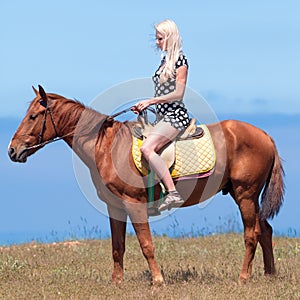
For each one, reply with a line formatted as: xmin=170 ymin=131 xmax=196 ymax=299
xmin=132 ymin=19 xmax=190 ymax=211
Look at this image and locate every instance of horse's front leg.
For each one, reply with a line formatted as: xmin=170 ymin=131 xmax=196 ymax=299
xmin=125 ymin=201 xmax=164 ymax=285
xmin=107 ymin=205 xmax=127 ymax=284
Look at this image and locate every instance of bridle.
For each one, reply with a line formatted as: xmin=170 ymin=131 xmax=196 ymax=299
xmin=24 ymin=98 xmax=73 ymax=151
xmin=37 ymin=98 xmax=59 ymax=144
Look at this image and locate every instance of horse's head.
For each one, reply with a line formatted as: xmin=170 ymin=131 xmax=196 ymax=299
xmin=8 ymin=85 xmax=59 ymax=163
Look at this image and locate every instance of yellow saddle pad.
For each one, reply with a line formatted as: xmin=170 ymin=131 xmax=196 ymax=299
xmin=132 ymin=125 xmax=216 ymax=178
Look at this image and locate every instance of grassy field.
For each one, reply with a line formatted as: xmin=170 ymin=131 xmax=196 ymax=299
xmin=0 ymin=233 xmax=299 ymax=299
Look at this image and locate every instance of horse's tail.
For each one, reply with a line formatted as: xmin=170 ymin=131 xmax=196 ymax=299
xmin=260 ymin=138 xmax=285 ymax=220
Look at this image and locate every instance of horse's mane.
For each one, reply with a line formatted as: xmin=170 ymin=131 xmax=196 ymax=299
xmin=50 ymin=95 xmax=131 ymax=139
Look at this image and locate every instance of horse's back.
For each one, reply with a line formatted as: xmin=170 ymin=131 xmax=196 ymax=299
xmin=216 ymin=119 xmax=275 ymax=153
xmin=209 ymin=119 xmax=276 ymax=188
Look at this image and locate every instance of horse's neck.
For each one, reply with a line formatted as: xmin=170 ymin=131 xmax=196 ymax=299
xmin=59 ymin=102 xmax=114 ymax=169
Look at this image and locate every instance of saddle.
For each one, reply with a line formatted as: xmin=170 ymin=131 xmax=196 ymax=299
xmin=131 ymin=112 xmax=216 ymax=179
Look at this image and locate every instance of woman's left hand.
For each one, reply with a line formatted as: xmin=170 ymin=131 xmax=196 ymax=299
xmin=131 ymin=99 xmax=153 ymax=114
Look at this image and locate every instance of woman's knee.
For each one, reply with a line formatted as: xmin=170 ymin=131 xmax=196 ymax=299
xmin=140 ymin=145 xmax=152 ymax=159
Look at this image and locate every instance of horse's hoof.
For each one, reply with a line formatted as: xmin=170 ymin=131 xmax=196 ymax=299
xmin=111 ymin=275 xmax=123 ymax=285
xmin=238 ymin=275 xmax=250 ymax=285
xmin=152 ymin=276 xmax=164 ymax=286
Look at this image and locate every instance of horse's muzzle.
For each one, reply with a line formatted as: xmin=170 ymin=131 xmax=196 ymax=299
xmin=8 ymin=145 xmax=28 ymax=163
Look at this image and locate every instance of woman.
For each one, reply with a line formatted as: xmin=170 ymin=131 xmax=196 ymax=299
xmin=132 ymin=19 xmax=190 ymax=211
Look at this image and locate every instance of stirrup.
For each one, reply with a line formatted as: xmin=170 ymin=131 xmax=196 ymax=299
xmin=147 ymin=207 xmax=161 ymax=217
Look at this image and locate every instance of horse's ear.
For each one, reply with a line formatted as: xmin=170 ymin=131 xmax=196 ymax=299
xmin=32 ymin=86 xmax=39 ymax=96
xmin=38 ymin=85 xmax=48 ymax=108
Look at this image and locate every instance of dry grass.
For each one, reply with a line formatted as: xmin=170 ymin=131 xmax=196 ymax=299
xmin=0 ymin=234 xmax=299 ymax=299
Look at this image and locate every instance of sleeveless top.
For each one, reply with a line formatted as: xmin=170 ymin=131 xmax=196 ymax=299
xmin=152 ymin=53 xmax=190 ymax=130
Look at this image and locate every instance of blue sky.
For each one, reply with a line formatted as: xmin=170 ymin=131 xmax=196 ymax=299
xmin=0 ymin=0 xmax=299 ymax=244
xmin=1 ymin=0 xmax=300 ymax=116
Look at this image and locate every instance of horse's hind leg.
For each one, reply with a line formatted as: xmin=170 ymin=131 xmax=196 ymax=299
xmin=258 ymin=219 xmax=275 ymax=275
xmin=235 ymin=196 xmax=261 ymax=281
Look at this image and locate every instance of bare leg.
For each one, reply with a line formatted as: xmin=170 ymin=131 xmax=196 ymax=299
xmin=140 ymin=120 xmax=180 ymax=192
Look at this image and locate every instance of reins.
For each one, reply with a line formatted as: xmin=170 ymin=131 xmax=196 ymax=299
xmin=24 ymin=133 xmax=74 ymax=151
xmin=106 ymin=107 xmax=133 ymax=121
xmin=24 ymin=102 xmax=157 ymax=152
xmin=106 ymin=106 xmax=158 ymax=125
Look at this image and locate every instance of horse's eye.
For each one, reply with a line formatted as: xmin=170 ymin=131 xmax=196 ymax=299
xmin=29 ymin=114 xmax=38 ymax=120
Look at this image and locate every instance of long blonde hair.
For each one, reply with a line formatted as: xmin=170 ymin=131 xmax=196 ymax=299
xmin=155 ymin=19 xmax=182 ymax=83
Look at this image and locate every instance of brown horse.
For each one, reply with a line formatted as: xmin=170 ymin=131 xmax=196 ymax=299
xmin=8 ymin=85 xmax=284 ymax=285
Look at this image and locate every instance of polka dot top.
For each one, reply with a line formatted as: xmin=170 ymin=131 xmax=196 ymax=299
xmin=152 ymin=53 xmax=190 ymax=130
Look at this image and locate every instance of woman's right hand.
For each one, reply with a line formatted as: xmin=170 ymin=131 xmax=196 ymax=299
xmin=131 ymin=99 xmax=153 ymax=114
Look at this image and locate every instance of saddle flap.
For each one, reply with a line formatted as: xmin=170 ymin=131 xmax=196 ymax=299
xmin=159 ymin=142 xmax=175 ymax=170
